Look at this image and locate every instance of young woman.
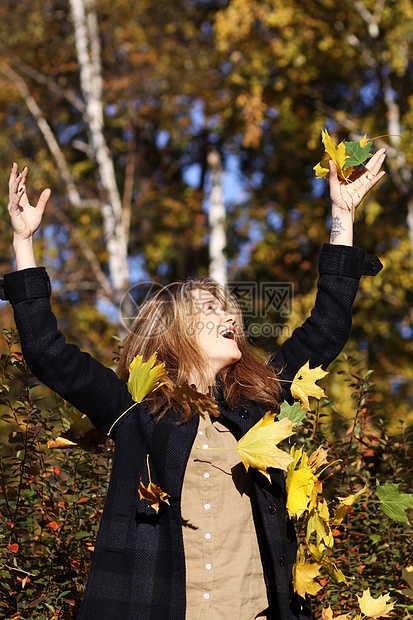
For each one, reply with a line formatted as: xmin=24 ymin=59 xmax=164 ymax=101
xmin=3 ymin=151 xmax=386 ymax=620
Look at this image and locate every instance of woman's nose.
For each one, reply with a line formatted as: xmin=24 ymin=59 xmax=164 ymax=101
xmin=223 ymin=312 xmax=236 ymax=324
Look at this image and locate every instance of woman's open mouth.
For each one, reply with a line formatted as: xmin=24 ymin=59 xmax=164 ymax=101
xmin=220 ymin=327 xmax=235 ymax=340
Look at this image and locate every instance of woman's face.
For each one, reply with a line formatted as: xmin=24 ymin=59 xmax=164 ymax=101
xmin=191 ymin=288 xmax=242 ymax=376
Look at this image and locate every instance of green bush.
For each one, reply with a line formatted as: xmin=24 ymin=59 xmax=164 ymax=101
xmin=0 ymin=329 xmax=113 ymax=619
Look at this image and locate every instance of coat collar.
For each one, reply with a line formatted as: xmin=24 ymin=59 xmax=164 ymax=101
xmin=151 ymin=387 xmax=267 ymax=498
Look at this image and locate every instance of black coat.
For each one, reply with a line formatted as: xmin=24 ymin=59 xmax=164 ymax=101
xmin=2 ymin=244 xmax=381 ymax=620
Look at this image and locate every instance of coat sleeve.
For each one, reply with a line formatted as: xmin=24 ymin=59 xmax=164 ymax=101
xmin=2 ymin=267 xmax=136 ymax=437
xmin=269 ymin=243 xmax=381 ymax=402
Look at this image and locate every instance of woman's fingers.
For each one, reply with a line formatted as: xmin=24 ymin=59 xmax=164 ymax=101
xmin=36 ymin=188 xmax=51 ymax=212
xmin=367 ymin=169 xmax=386 ymax=190
xmin=364 ymin=148 xmax=387 ymax=179
xmin=8 ymin=162 xmax=18 ymax=189
xmin=8 ymin=164 xmax=28 ymax=207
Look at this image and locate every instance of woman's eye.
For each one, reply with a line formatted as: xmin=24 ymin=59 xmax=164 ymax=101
xmin=203 ymin=302 xmax=216 ymax=312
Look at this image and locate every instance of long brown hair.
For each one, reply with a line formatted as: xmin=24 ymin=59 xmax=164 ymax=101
xmin=117 ymin=276 xmax=282 ymax=422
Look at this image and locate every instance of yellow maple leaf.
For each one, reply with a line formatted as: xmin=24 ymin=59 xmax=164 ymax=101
xmin=138 ymin=454 xmax=170 ymax=513
xmin=401 ymin=565 xmax=413 ymax=598
xmin=173 ymin=383 xmax=220 ymax=419
xmin=359 ymin=133 xmax=370 ymax=147
xmin=357 ymin=588 xmax=395 ymax=618
xmin=293 ymin=554 xmax=322 ymax=598
xmin=308 ymin=446 xmax=329 ymax=472
xmin=237 ymin=414 xmax=295 ymax=481
xmin=286 ymin=447 xmax=318 ymax=518
xmin=306 ymin=497 xmax=334 ymax=548
xmin=314 ymin=129 xmax=355 ymax=180
xmin=127 ymin=351 xmax=167 ymax=403
xmin=309 ymin=544 xmax=347 ymax=584
xmin=322 ymin=129 xmax=347 ymax=170
xmin=291 ymin=361 xmax=329 ymax=410
xmin=313 ymin=159 xmax=330 ymax=179
xmin=331 ymin=485 xmax=367 ymax=525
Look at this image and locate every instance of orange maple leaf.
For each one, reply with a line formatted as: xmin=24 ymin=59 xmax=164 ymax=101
xmin=138 ymin=455 xmax=170 ymax=513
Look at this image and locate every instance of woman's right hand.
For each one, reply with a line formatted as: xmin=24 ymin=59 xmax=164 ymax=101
xmin=8 ymin=163 xmax=51 ymax=241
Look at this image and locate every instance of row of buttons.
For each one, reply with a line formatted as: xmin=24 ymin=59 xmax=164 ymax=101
xmin=199 ymin=427 xmax=213 ymax=601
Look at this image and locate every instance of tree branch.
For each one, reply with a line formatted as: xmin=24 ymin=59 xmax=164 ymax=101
xmin=0 ymin=41 xmax=86 ymax=114
xmin=0 ymin=60 xmax=83 ymax=208
xmin=51 ymin=204 xmax=113 ymax=299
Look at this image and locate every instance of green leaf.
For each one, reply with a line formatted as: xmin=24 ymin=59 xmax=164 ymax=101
xmin=127 ymin=352 xmax=167 ymax=404
xmin=278 ymin=400 xmax=308 ymax=426
xmin=376 ymin=481 xmax=413 ymax=524
xmin=344 ymin=140 xmax=371 ymax=169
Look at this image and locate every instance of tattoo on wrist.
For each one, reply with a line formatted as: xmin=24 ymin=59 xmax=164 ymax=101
xmin=330 ymin=216 xmax=346 ymax=242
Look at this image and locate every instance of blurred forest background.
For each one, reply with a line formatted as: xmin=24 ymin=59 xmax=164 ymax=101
xmin=0 ymin=0 xmax=412 ymax=618
xmin=0 ymin=0 xmax=412 ymax=419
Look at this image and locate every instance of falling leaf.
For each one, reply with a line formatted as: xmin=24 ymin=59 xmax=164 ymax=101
xmin=286 ymin=446 xmax=318 ymax=518
xmin=138 ymin=480 xmax=170 ymax=514
xmin=173 ymin=383 xmax=220 ymax=419
xmin=7 ymin=543 xmax=19 ymax=553
xmin=307 ymin=446 xmax=329 ymax=472
xmin=401 ymin=565 xmax=413 ymax=598
xmin=236 ymin=414 xmax=295 ymax=481
xmin=48 ymin=427 xmax=108 ymax=453
xmin=66 ymin=409 xmax=95 ymax=436
xmin=293 ymin=551 xmax=322 ymax=598
xmin=291 ymin=361 xmax=329 ymax=410
xmin=48 ymin=437 xmax=77 ymax=448
xmin=127 ymin=351 xmax=167 ymax=404
xmin=48 ymin=409 xmax=107 ymax=453
xmin=278 ymin=400 xmax=308 ymax=426
xmin=138 ymin=454 xmax=170 ymax=513
xmin=306 ymin=498 xmax=334 ymax=548
xmin=309 ymin=544 xmax=347 ymax=584
xmin=376 ymin=481 xmax=413 ymax=524
xmin=344 ymin=139 xmax=372 ymax=169
xmin=357 ymin=588 xmax=395 ymax=618
xmin=331 ymin=486 xmax=366 ymax=525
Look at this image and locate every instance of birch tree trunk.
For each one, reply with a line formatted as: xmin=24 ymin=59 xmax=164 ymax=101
xmin=69 ymin=0 xmax=130 ymax=300
xmin=207 ymin=151 xmax=227 ymax=285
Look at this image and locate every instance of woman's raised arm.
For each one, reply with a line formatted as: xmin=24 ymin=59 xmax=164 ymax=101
xmin=8 ymin=163 xmax=51 ymax=270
